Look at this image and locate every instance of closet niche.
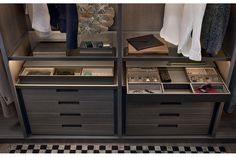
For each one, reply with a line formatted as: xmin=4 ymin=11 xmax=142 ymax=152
xmin=0 ymin=4 xmax=235 ymax=139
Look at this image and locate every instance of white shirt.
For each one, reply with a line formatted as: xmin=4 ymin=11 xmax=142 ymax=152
xmin=160 ymin=4 xmax=206 ymax=61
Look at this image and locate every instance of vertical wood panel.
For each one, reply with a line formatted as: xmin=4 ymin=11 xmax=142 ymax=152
xmin=122 ymin=4 xmax=164 ymax=31
xmin=0 ymin=4 xmax=27 ymax=55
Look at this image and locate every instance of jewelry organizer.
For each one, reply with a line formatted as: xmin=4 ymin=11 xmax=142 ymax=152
xmin=126 ymin=67 xmax=229 ymax=95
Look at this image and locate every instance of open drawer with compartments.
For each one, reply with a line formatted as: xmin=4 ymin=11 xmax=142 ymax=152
xmin=19 ymin=88 xmax=115 ymax=135
xmin=126 ymin=66 xmax=230 ymax=102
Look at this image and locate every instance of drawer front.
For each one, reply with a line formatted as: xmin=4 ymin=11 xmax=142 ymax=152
xmin=24 ymin=101 xmax=113 ymax=113
xmin=126 ymin=124 xmax=209 ymax=135
xmin=28 ymin=113 xmax=113 ymax=125
xmin=127 ymin=102 xmax=215 ymax=115
xmin=21 ymin=89 xmax=114 ymax=101
xmin=126 ymin=102 xmax=213 ymax=135
xmin=31 ymin=124 xmax=114 ymax=135
xmin=21 ymin=88 xmax=114 ymax=113
xmin=127 ymin=113 xmax=213 ymax=124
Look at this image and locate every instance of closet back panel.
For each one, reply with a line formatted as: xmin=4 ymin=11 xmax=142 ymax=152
xmin=0 ymin=5 xmax=30 ymax=83
xmin=122 ymin=4 xmax=164 ymax=31
xmin=0 ymin=4 xmax=28 ymax=55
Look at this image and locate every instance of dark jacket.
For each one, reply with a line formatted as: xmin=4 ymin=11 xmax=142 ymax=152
xmin=47 ymin=4 xmax=78 ymax=49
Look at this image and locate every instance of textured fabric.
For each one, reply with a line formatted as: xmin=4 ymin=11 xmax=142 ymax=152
xmin=47 ymin=4 xmax=78 ymax=49
xmin=201 ymin=4 xmax=231 ymax=56
xmin=0 ymin=52 xmax=16 ymax=118
xmin=0 ymin=96 xmax=16 ymax=118
xmin=160 ymin=4 xmax=206 ymax=61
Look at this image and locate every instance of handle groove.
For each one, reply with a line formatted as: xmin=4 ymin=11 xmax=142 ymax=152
xmin=160 ymin=102 xmax=182 ymax=105
xmin=159 ymin=113 xmax=180 ymax=117
xmin=61 ymin=124 xmax=82 ymax=127
xmin=60 ymin=113 xmax=81 ymax=116
xmin=56 ymin=89 xmax=78 ymax=92
xmin=158 ymin=124 xmax=178 ymax=128
xmin=58 ymin=101 xmax=80 ymax=104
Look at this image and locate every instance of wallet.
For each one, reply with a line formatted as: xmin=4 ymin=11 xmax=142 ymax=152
xmin=127 ymin=34 xmax=164 ymax=51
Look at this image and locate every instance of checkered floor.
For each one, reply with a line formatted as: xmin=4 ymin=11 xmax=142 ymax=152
xmin=9 ymin=144 xmax=227 ymax=153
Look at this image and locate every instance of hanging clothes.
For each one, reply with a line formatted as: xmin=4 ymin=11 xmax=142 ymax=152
xmin=160 ymin=4 xmax=206 ymax=61
xmin=201 ymin=4 xmax=231 ymax=56
xmin=0 ymin=52 xmax=16 ymax=118
xmin=47 ymin=4 xmax=78 ymax=49
xmin=177 ymin=4 xmax=206 ymax=61
xmin=160 ymin=4 xmax=183 ymax=45
xmin=26 ymin=4 xmax=51 ymax=33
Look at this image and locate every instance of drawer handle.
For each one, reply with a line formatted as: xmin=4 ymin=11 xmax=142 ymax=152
xmin=160 ymin=102 xmax=182 ymax=105
xmin=58 ymin=101 xmax=80 ymax=104
xmin=158 ymin=124 xmax=178 ymax=128
xmin=61 ymin=124 xmax=82 ymax=127
xmin=56 ymin=89 xmax=78 ymax=92
xmin=60 ymin=113 xmax=81 ymax=116
xmin=159 ymin=113 xmax=180 ymax=117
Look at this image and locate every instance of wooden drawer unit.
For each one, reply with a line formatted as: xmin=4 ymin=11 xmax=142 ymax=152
xmin=126 ymin=102 xmax=214 ymax=136
xmin=20 ymin=88 xmax=115 ymax=135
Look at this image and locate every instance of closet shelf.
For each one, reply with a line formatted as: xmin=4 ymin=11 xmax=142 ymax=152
xmin=123 ymin=48 xmax=231 ymax=61
xmin=8 ymin=55 xmax=117 ymax=61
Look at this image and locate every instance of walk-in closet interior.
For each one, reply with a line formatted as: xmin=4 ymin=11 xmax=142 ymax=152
xmin=1 ymin=4 xmax=236 ymax=140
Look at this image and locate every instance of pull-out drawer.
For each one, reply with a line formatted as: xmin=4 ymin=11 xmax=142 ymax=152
xmin=127 ymin=113 xmax=213 ymax=125
xmin=28 ymin=113 xmax=113 ymax=125
xmin=126 ymin=67 xmax=230 ymax=102
xmin=21 ymin=89 xmax=114 ymax=101
xmin=21 ymin=88 xmax=114 ymax=113
xmin=24 ymin=101 xmax=113 ymax=113
xmin=127 ymin=102 xmax=215 ymax=114
xmin=126 ymin=102 xmax=214 ymax=135
xmin=30 ymin=124 xmax=114 ymax=135
xmin=126 ymin=124 xmax=209 ymax=135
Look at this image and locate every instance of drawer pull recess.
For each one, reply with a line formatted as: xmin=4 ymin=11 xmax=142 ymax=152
xmin=160 ymin=102 xmax=182 ymax=105
xmin=159 ymin=113 xmax=180 ymax=117
xmin=58 ymin=101 xmax=80 ymax=104
xmin=61 ymin=124 xmax=82 ymax=127
xmin=158 ymin=124 xmax=178 ymax=128
xmin=60 ymin=113 xmax=81 ymax=116
xmin=56 ymin=89 xmax=78 ymax=92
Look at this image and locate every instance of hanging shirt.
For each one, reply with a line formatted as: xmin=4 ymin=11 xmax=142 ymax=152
xmin=160 ymin=4 xmax=206 ymax=61
xmin=160 ymin=4 xmax=183 ymax=45
xmin=26 ymin=4 xmax=51 ymax=33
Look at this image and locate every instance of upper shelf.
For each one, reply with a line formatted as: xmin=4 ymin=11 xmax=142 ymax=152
xmin=123 ymin=47 xmax=231 ymax=62
xmin=8 ymin=41 xmax=117 ymax=61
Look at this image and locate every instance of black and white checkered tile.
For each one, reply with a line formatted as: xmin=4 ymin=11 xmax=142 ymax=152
xmin=9 ymin=144 xmax=227 ymax=153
